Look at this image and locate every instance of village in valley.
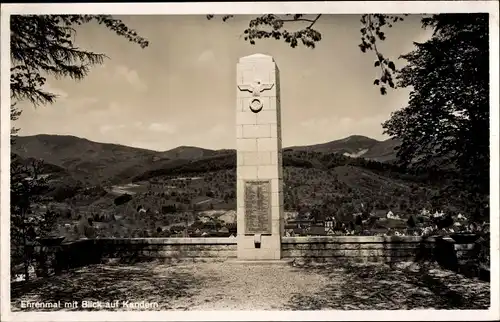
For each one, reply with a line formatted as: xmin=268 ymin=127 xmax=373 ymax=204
xmin=22 ymin=144 xmax=479 ymax=243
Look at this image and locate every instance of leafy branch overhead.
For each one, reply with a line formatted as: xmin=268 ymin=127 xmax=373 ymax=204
xmin=10 ymin=15 xmax=149 ymax=107
xmin=359 ymin=14 xmax=407 ymax=95
xmin=207 ymin=14 xmax=407 ymax=95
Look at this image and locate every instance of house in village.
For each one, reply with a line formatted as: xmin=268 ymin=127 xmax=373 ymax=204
xmin=287 ymin=219 xmax=314 ymax=229
xmin=306 ymin=225 xmax=327 ymax=236
xmin=324 ymin=217 xmax=336 ymax=234
xmin=219 ymin=226 xmax=229 ymax=234
xmin=284 ymin=223 xmax=298 ymax=237
xmin=285 ymin=225 xmax=308 ymax=237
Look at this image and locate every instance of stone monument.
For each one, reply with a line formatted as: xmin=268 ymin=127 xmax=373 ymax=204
xmin=235 ymin=54 xmax=284 ymax=260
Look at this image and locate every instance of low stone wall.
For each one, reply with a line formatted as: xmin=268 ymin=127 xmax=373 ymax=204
xmin=46 ymin=237 xmax=237 ymax=271
xmin=282 ymin=236 xmax=434 ymax=264
xmin=34 ymin=235 xmax=486 ymax=280
xmin=37 ymin=236 xmax=432 ymax=274
xmin=97 ymin=237 xmax=237 ymax=263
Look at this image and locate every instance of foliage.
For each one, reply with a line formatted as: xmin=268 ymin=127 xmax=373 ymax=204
xmin=11 ymin=103 xmax=22 ymax=144
xmin=10 ymin=14 xmax=149 ymax=107
xmin=358 ymin=14 xmax=408 ymax=95
xmin=10 ymin=14 xmax=149 ymax=279
xmin=80 ymin=219 xmax=97 ymax=239
xmin=10 ymin=157 xmax=50 ymax=279
xmin=161 ymin=204 xmax=178 ymax=214
xmin=209 ymin=14 xmax=323 ymax=48
xmin=50 ymin=184 xmax=81 ymax=202
xmin=114 ymin=193 xmax=133 ymax=206
xmin=383 ymin=14 xmax=489 ymax=221
xmin=407 ymin=215 xmax=416 ymax=228
xmin=207 ymin=14 xmax=407 ymax=95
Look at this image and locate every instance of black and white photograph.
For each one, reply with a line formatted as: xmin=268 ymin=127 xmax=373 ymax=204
xmin=1 ymin=2 xmax=499 ymax=321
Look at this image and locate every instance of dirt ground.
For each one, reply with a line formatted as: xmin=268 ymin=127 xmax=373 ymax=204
xmin=11 ymin=260 xmax=490 ymax=311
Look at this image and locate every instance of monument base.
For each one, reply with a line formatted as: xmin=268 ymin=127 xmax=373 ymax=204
xmin=226 ymin=258 xmax=292 ymax=266
xmin=237 ymin=234 xmax=282 ymax=261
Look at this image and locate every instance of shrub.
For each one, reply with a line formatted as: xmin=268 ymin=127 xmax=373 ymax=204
xmin=407 ymin=215 xmax=416 ymax=228
xmin=114 ymin=193 xmax=133 ymax=206
xmin=51 ymin=185 xmax=80 ymax=202
xmin=161 ymin=204 xmax=177 ymax=214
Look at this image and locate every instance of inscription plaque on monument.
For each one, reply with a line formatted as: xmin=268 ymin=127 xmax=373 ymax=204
xmin=244 ymin=180 xmax=272 ymax=234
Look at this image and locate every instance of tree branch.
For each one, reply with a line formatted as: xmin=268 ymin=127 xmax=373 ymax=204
xmin=366 ymin=15 xmax=385 ymax=75
xmin=307 ymin=14 xmax=322 ymax=29
xmin=276 ymin=15 xmax=322 ymax=26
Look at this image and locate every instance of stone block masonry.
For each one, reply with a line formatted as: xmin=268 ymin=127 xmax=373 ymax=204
xmin=235 ymin=54 xmax=284 ymax=261
xmin=281 ymin=236 xmax=434 ymax=264
xmin=34 ymin=236 xmax=449 ymax=274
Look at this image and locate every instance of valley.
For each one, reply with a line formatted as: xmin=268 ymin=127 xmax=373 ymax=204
xmin=11 ymin=134 xmax=468 ymax=241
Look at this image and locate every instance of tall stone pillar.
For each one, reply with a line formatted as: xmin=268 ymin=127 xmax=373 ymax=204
xmin=235 ymin=54 xmax=284 ymax=260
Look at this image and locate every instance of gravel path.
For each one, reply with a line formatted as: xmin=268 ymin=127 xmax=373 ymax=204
xmin=163 ymin=262 xmax=333 ymax=310
xmin=11 ymin=260 xmax=490 ymax=311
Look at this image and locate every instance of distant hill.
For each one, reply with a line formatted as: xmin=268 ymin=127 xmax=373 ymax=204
xmin=287 ymin=135 xmax=400 ymax=162
xmin=11 ymin=134 xmax=401 ymax=186
xmin=362 ymin=138 xmax=401 ymax=163
xmin=288 ymin=135 xmax=378 ymax=153
xmin=13 ymin=134 xmax=157 ymax=164
xmin=13 ymin=135 xmax=171 ymax=185
xmin=11 ymin=153 xmax=67 ymax=174
xmin=158 ymin=146 xmax=220 ymax=160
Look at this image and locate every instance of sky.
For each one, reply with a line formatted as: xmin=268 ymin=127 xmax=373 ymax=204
xmin=16 ymin=14 xmax=432 ymax=151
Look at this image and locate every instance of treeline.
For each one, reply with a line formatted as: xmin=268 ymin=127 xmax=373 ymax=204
xmin=133 ymin=153 xmax=235 ymax=182
xmin=132 ymin=149 xmax=450 ymax=187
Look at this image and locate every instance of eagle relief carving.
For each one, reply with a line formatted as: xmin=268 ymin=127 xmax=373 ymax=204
xmin=238 ymin=80 xmax=274 ymax=113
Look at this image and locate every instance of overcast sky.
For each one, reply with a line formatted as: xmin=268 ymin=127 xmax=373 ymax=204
xmin=16 ymin=14 xmax=432 ymax=151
